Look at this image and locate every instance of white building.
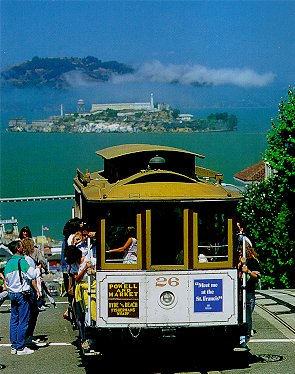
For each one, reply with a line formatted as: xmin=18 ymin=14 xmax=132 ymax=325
xmin=178 ymin=114 xmax=194 ymax=121
xmin=91 ymin=94 xmax=155 ymax=113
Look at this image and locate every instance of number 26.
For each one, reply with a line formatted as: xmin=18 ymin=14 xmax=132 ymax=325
xmin=156 ymin=277 xmax=180 ymax=287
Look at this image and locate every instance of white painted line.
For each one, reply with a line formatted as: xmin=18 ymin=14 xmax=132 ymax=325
xmin=54 ymin=301 xmax=69 ymax=304
xmin=2 ymin=339 xmax=294 ymax=349
xmin=0 ymin=301 xmax=69 ymax=307
xmin=0 ymin=342 xmax=73 ymax=347
xmin=250 ymin=338 xmax=295 ymax=343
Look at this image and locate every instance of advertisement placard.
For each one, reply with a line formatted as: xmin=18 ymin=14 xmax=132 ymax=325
xmin=194 ymin=279 xmax=223 ymax=312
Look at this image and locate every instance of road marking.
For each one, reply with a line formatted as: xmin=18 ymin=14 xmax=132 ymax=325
xmin=250 ymin=338 xmax=295 ymax=343
xmin=175 ymin=372 xmax=221 ymax=374
xmin=54 ymin=301 xmax=69 ymax=304
xmin=0 ymin=301 xmax=69 ymax=308
xmin=0 ymin=342 xmax=72 ymax=347
xmin=2 ymin=338 xmax=294 ymax=348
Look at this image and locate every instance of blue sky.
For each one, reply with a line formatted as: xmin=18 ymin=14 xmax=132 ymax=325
xmin=1 ymin=0 xmax=294 ymax=108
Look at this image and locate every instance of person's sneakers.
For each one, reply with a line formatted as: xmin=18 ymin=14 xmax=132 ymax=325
xmin=234 ymin=336 xmax=250 ymax=352
xmin=25 ymin=338 xmax=48 ymax=348
xmin=11 ymin=348 xmax=17 ymax=354
xmin=17 ymin=347 xmax=34 ymax=355
xmin=38 ymin=305 xmax=46 ymax=311
xmin=26 ymin=341 xmax=48 ymax=348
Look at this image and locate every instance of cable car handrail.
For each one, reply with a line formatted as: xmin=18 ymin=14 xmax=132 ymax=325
xmin=198 ymin=245 xmax=228 ymax=248
xmin=106 ymin=258 xmax=124 ymax=263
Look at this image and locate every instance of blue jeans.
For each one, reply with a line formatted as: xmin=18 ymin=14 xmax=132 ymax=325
xmin=246 ymin=292 xmax=255 ymax=336
xmin=26 ymin=288 xmax=39 ymax=339
xmin=75 ymin=300 xmax=86 ymax=343
xmin=9 ymin=292 xmax=31 ymax=350
xmin=240 ymin=292 xmax=255 ymax=346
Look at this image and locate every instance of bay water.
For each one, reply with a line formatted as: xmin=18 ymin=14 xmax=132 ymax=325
xmin=0 ymin=105 xmax=277 ymax=240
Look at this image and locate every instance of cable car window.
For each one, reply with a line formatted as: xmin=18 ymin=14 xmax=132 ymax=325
xmin=151 ymin=206 xmax=184 ymax=265
xmin=104 ymin=207 xmax=137 ymax=264
xmin=198 ymin=211 xmax=228 ymax=263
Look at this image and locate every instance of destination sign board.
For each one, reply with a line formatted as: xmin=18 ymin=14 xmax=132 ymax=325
xmin=108 ymin=282 xmax=139 ymax=317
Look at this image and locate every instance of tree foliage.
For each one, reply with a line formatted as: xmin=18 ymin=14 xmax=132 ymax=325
xmin=265 ymin=88 xmax=295 ymax=193
xmin=238 ymin=88 xmax=295 ymax=288
xmin=1 ymin=56 xmax=134 ymax=88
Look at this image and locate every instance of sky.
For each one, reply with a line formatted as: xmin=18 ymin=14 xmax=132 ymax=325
xmin=1 ymin=0 xmax=295 ymax=108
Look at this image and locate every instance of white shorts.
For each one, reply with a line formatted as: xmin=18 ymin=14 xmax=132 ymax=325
xmin=123 ymin=253 xmax=137 ymax=264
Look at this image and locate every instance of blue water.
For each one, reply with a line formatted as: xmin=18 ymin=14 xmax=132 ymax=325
xmin=0 ymin=89 xmax=278 ymax=239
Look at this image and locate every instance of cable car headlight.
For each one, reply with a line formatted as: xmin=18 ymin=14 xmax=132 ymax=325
xmin=159 ymin=291 xmax=176 ymax=308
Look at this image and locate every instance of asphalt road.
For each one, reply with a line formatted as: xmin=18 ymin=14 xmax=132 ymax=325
xmin=1 ymin=294 xmax=294 ymax=374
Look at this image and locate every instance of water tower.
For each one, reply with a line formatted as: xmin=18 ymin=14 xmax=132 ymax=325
xmin=77 ymin=99 xmax=85 ymax=113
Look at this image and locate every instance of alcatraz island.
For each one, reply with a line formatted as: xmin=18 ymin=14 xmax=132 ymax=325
xmin=3 ymin=57 xmax=237 ymax=133
xmin=7 ymin=94 xmax=238 ymax=134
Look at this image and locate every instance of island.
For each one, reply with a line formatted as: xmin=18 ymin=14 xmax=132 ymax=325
xmin=7 ymin=106 xmax=237 ymax=133
xmin=2 ymin=56 xmax=238 ymax=133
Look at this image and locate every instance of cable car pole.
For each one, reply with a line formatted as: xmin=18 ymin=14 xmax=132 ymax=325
xmin=242 ymin=235 xmax=247 ymax=323
xmin=87 ymin=236 xmax=92 ymax=327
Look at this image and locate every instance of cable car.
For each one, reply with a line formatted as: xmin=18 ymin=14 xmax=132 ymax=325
xmin=72 ymin=144 xmax=244 ymax=351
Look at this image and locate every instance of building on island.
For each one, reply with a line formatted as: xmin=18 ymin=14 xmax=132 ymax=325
xmin=178 ymin=114 xmax=194 ymax=122
xmin=8 ymin=118 xmax=27 ymax=129
xmin=91 ymin=94 xmax=155 ymax=113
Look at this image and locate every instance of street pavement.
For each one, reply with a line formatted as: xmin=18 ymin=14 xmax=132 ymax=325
xmin=1 ymin=294 xmax=294 ymax=374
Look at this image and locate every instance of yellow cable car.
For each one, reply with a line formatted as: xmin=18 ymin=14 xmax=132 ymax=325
xmin=72 ymin=144 xmax=244 ymax=351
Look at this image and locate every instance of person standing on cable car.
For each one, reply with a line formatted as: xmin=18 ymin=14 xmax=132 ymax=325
xmin=239 ymin=244 xmax=261 ymax=349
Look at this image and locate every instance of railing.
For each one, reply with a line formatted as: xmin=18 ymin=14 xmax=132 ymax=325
xmin=0 ymin=195 xmax=75 ymax=203
xmin=198 ymin=244 xmax=229 ymax=262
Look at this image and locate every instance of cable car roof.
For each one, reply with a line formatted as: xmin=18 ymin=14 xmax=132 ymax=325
xmin=96 ymin=144 xmax=205 ymax=160
xmin=75 ymin=143 xmax=243 ymax=201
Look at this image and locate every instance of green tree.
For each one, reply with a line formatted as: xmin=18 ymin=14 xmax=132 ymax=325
xmin=105 ymin=109 xmax=118 ymax=118
xmin=228 ymin=115 xmax=238 ymax=131
xmin=238 ymin=88 xmax=295 ymax=288
xmin=265 ymin=88 xmax=295 ymax=193
xmin=171 ymin=109 xmax=180 ymax=119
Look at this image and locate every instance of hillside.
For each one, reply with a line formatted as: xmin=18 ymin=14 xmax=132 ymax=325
xmin=0 ymin=56 xmax=134 ymax=89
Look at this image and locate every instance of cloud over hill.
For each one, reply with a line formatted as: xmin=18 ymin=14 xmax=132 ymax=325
xmin=1 ymin=57 xmax=275 ymax=89
xmin=111 ymin=61 xmax=275 ymax=88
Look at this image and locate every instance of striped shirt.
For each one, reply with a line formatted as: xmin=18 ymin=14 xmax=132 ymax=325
xmin=4 ymin=254 xmax=36 ymax=293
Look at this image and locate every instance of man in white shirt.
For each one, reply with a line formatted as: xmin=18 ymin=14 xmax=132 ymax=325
xmin=4 ymin=240 xmax=36 ymax=355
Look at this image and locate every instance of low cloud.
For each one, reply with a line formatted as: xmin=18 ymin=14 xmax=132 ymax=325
xmin=62 ymin=70 xmax=99 ymax=87
xmin=111 ymin=61 xmax=275 ymax=88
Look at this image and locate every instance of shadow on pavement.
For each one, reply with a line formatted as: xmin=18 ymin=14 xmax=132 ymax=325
xmin=78 ymin=341 xmax=259 ymax=374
